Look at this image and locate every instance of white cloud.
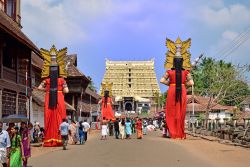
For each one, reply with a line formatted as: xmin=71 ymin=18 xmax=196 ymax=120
xmin=193 ymin=3 xmax=250 ymax=28
xmin=22 ymin=0 xmax=112 ymax=48
xmin=222 ymin=30 xmax=239 ymax=40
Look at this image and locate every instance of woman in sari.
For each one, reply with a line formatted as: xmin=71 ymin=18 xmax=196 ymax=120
xmin=119 ymin=119 xmax=125 ymax=140
xmin=125 ymin=119 xmax=132 ymax=139
xmin=68 ymin=121 xmax=77 ymax=145
xmin=10 ymin=126 xmax=23 ymax=167
xmin=136 ymin=119 xmax=143 ymax=139
xmin=20 ymin=122 xmax=31 ymax=167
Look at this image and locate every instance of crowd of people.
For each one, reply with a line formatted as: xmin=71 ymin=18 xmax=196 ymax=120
xmin=59 ymin=119 xmax=90 ymax=150
xmin=0 ymin=118 xmax=91 ymax=167
xmin=100 ymin=117 xmax=165 ymax=140
xmin=0 ymin=121 xmax=31 ymax=167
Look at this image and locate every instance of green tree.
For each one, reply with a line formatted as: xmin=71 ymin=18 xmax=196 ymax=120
xmin=191 ymin=57 xmax=250 ymax=108
xmin=87 ymin=76 xmax=97 ymax=92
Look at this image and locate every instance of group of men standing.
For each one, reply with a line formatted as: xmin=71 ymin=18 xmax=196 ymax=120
xmin=59 ymin=119 xmax=90 ymax=150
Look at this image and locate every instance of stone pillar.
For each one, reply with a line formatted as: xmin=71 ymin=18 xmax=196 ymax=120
xmin=243 ymin=118 xmax=247 ymax=128
xmin=223 ymin=118 xmax=228 ymax=126
xmin=215 ymin=118 xmax=220 ymax=130
xmin=233 ymin=118 xmax=237 ymax=127
xmin=201 ymin=118 xmax=205 ymax=128
xmin=208 ymin=119 xmax=211 ymax=131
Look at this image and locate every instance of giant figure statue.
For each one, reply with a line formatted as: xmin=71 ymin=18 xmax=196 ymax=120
xmin=100 ymin=82 xmax=115 ymax=120
xmin=38 ymin=45 xmax=69 ymax=147
xmin=160 ymin=37 xmax=194 ymax=139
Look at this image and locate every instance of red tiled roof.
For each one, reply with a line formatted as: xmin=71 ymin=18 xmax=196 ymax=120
xmin=78 ymin=101 xmax=99 ymax=113
xmin=31 ymin=53 xmax=43 ymax=70
xmin=65 ymin=55 xmax=90 ymax=82
xmin=0 ymin=10 xmax=40 ymax=55
xmin=186 ymin=95 xmax=232 ymax=111
xmin=186 ymin=103 xmax=206 ymax=112
xmin=238 ymin=111 xmax=250 ymax=120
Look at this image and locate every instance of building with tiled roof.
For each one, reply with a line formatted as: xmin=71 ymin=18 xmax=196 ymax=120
xmin=186 ymin=95 xmax=234 ymax=123
xmin=240 ymin=96 xmax=250 ymax=111
xmin=0 ymin=0 xmax=41 ymax=119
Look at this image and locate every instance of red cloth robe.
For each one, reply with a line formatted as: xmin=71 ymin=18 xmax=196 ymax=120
xmin=165 ymin=70 xmax=189 ymax=139
xmin=136 ymin=120 xmax=143 ymax=139
xmin=43 ymin=78 xmax=67 ymax=147
xmin=101 ymin=97 xmax=114 ymax=120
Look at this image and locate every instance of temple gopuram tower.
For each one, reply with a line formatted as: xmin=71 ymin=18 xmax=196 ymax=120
xmin=100 ymin=59 xmax=160 ymax=113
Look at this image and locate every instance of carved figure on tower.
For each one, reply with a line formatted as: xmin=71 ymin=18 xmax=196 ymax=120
xmin=37 ymin=45 xmax=69 ymax=147
xmin=160 ymin=37 xmax=194 ymax=139
xmin=99 ymin=82 xmax=115 ymax=120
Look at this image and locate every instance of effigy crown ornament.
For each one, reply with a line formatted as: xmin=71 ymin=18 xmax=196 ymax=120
xmin=164 ymin=37 xmax=192 ymax=70
xmin=40 ymin=45 xmax=68 ymax=78
xmin=175 ymin=37 xmax=182 ymax=45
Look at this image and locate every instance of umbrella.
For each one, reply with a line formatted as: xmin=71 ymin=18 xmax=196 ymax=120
xmin=1 ymin=114 xmax=29 ymax=123
xmin=147 ymin=125 xmax=155 ymax=131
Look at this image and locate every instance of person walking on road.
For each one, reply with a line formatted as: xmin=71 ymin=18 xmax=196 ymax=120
xmin=125 ymin=119 xmax=132 ymax=139
xmin=20 ymin=122 xmax=31 ymax=167
xmin=59 ymin=119 xmax=70 ymax=150
xmin=101 ymin=118 xmax=108 ymax=140
xmin=114 ymin=118 xmax=120 ymax=139
xmin=108 ymin=119 xmax=114 ymax=136
xmin=78 ymin=121 xmax=85 ymax=145
xmin=0 ymin=122 xmax=11 ymax=167
xmin=143 ymin=120 xmax=148 ymax=135
xmin=119 ymin=119 xmax=125 ymax=140
xmin=9 ymin=126 xmax=23 ymax=167
xmin=136 ymin=119 xmax=143 ymax=139
xmin=68 ymin=121 xmax=77 ymax=145
xmin=82 ymin=120 xmax=90 ymax=142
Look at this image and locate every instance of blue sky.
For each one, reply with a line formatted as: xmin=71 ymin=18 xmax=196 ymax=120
xmin=21 ymin=0 xmax=250 ymax=92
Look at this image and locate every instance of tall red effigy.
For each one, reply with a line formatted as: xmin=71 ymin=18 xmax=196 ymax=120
xmin=38 ymin=45 xmax=69 ymax=146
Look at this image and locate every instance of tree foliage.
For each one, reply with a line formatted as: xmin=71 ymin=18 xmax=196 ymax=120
xmin=87 ymin=76 xmax=97 ymax=92
xmin=191 ymin=57 xmax=250 ymax=107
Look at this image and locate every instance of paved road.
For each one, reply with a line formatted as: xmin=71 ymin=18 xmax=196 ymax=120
xmin=30 ymin=131 xmax=216 ymax=167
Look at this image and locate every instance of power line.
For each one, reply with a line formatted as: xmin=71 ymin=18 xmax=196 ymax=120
xmin=216 ymin=27 xmax=250 ymax=60
xmin=217 ymin=28 xmax=250 ymax=56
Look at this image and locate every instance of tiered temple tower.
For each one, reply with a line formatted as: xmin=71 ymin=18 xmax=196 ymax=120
xmin=101 ymin=59 xmax=160 ymax=113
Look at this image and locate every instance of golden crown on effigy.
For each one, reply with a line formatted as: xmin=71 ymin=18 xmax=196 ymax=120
xmin=40 ymin=45 xmax=68 ymax=78
xmin=165 ymin=37 xmax=192 ymax=70
xmin=101 ymin=82 xmax=113 ymax=97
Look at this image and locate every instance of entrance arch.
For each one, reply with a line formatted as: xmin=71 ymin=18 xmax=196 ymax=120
xmin=125 ymin=102 xmax=132 ymax=111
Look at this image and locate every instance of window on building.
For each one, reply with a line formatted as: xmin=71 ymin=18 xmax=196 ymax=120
xmin=128 ymin=78 xmax=131 ymax=82
xmin=128 ymin=84 xmax=131 ymax=88
xmin=2 ymin=89 xmax=16 ymax=117
xmin=3 ymin=41 xmax=16 ymax=69
xmin=18 ymin=93 xmax=27 ymax=116
xmin=5 ymin=0 xmax=16 ymax=19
